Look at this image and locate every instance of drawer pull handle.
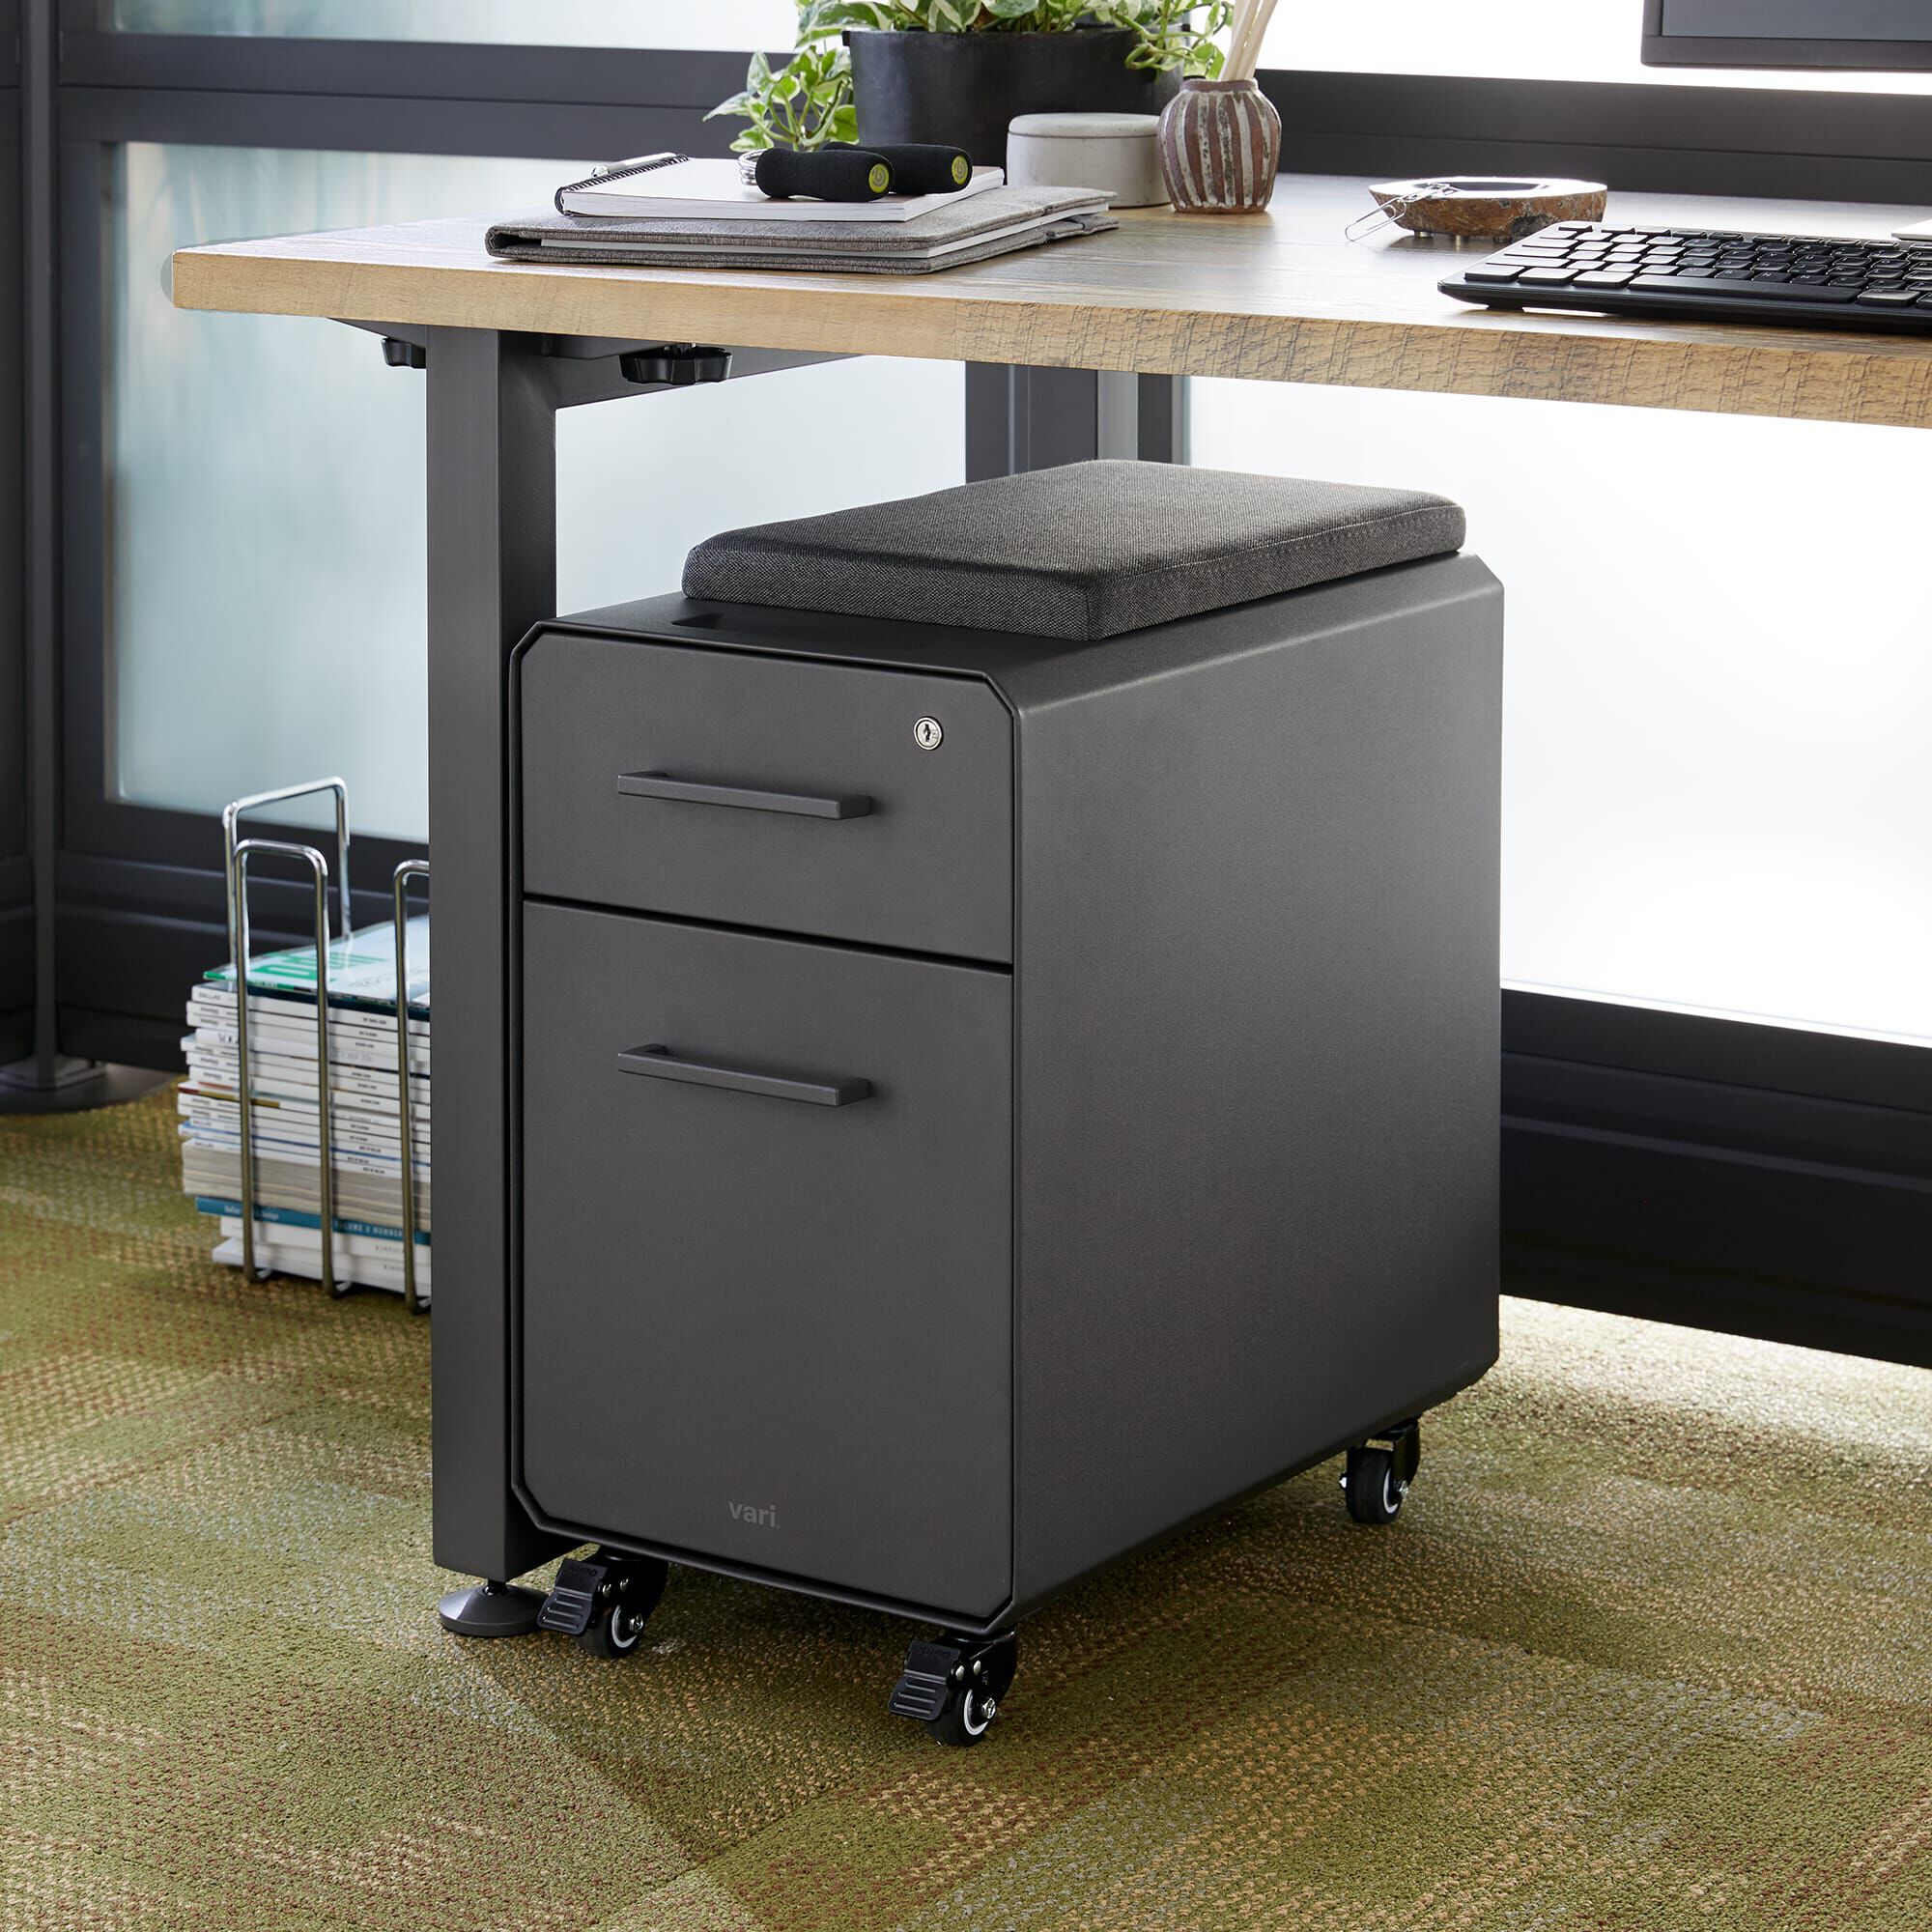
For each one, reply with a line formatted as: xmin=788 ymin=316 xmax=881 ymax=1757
xmin=617 ymin=1044 xmax=872 ymax=1108
xmin=617 ymin=771 xmax=872 ymax=820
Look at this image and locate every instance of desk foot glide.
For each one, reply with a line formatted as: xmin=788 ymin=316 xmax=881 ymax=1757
xmin=437 ymin=1579 xmax=546 ymax=1637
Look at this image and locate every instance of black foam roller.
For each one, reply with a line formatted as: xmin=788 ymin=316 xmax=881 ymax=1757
xmin=753 ymin=147 xmax=894 ymax=202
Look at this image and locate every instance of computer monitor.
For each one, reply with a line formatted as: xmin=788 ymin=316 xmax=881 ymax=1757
xmin=1643 ymin=3 xmax=1932 ymax=235
xmin=1642 ymin=1 xmax=1932 ymax=71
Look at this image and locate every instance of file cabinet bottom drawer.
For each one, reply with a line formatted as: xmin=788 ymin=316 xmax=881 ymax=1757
xmin=518 ymin=900 xmax=1013 ymax=1620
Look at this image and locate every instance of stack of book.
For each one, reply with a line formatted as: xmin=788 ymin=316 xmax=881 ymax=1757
xmin=179 ymin=919 xmax=430 ymax=1300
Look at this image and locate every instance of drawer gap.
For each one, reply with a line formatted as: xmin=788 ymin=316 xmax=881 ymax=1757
xmin=522 ymin=891 xmax=1014 ymax=975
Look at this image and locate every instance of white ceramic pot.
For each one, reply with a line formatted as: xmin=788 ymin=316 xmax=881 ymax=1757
xmin=1005 ymin=111 xmax=1167 ymax=209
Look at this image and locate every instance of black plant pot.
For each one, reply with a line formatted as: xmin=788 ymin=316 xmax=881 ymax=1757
xmin=847 ymin=28 xmax=1179 ymax=172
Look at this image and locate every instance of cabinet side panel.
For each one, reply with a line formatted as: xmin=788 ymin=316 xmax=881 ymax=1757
xmin=1012 ymin=562 xmax=1503 ymax=1610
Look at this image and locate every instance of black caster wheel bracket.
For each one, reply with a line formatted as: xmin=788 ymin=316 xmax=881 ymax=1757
xmin=1383 ymin=1417 xmax=1422 ymax=1489
xmin=1342 ymin=1417 xmax=1421 ymax=1525
xmin=538 ymin=1548 xmax=668 ymax=1657
xmin=890 ymin=1629 xmax=1017 ymax=1747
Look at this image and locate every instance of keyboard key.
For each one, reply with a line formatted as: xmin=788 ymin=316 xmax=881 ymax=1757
xmin=1630 ymin=273 xmax=1858 ymax=303
xmin=1858 ymin=289 xmax=1922 ymax=306
xmin=1463 ymin=266 xmax=1525 ymax=283
xmin=1575 ymin=270 xmax=1636 ymax=288
xmin=1519 ymin=268 xmax=1579 ymax=285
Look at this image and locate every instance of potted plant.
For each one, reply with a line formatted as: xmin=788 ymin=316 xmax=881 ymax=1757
xmin=711 ymin=3 xmax=1229 ymax=171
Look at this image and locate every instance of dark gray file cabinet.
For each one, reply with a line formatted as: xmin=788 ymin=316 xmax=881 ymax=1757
xmin=440 ymin=466 xmax=1504 ymax=1747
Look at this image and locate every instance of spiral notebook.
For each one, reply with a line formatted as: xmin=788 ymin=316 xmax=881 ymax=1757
xmin=554 ymin=154 xmax=1003 ymax=222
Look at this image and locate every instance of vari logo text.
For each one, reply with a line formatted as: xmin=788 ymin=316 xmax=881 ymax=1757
xmin=729 ymin=1501 xmax=779 ymax=1529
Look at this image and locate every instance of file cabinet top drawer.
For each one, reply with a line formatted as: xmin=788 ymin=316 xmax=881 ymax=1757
xmin=518 ymin=631 xmax=1013 ymax=961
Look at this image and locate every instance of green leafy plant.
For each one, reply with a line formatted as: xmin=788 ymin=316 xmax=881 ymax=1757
xmin=709 ymin=1 xmax=1229 ymax=153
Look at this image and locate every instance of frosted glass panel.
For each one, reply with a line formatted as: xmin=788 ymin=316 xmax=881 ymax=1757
xmin=1193 ymin=382 xmax=1932 ymax=1042
xmin=110 ymin=142 xmax=963 ymax=840
xmin=111 ymin=1 xmax=795 ymax=45
xmin=555 ymin=368 xmax=964 ymax=617
xmin=1264 ymin=0 xmax=1932 ymax=92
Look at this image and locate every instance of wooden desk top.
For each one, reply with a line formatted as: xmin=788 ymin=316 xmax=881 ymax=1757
xmin=173 ymin=173 xmax=1932 ymax=430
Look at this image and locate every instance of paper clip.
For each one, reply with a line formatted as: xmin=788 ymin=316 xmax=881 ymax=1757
xmin=1346 ymin=181 xmax=1463 ymax=243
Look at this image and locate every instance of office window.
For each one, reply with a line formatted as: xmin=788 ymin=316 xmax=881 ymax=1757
xmin=1194 ymin=382 xmax=1932 ymax=1044
xmin=1264 ymin=0 xmax=1932 ymax=91
xmin=110 ymin=0 xmax=795 ymax=44
xmin=109 ymin=142 xmax=962 ymax=840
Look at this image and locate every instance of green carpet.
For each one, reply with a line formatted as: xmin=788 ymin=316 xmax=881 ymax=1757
xmin=2 ymin=1091 xmax=1928 ymax=1931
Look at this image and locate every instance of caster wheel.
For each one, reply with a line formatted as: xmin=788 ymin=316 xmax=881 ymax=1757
xmin=1343 ymin=1444 xmax=1405 ymax=1524
xmin=926 ymin=1679 xmax=1001 ymax=1747
xmin=574 ymin=1556 xmax=668 ymax=1659
xmin=891 ymin=1630 xmax=1018 ymax=1747
xmin=924 ymin=1630 xmax=1016 ymax=1747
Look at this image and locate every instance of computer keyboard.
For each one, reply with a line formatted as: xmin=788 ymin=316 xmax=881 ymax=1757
xmin=1439 ymin=221 xmax=1932 ymax=332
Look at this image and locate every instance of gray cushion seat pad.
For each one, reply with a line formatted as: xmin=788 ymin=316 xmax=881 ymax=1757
xmin=682 ymin=459 xmax=1466 ymax=640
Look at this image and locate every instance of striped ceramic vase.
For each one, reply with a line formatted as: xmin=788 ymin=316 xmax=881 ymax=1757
xmin=1157 ymin=77 xmax=1282 ymax=213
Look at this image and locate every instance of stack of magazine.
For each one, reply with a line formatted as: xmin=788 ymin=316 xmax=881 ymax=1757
xmin=178 ymin=919 xmax=430 ymax=1299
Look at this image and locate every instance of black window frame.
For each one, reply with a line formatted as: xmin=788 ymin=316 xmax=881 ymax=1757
xmin=1 ymin=3 xmax=27 ymax=1066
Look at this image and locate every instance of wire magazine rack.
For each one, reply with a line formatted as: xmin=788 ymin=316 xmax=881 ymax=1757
xmin=221 ymin=779 xmax=429 ymax=1314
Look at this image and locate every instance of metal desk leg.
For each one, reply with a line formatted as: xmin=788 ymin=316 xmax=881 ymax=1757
xmin=425 ymin=327 xmax=569 ymax=1634
xmin=965 ymin=366 xmax=1187 ymax=477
